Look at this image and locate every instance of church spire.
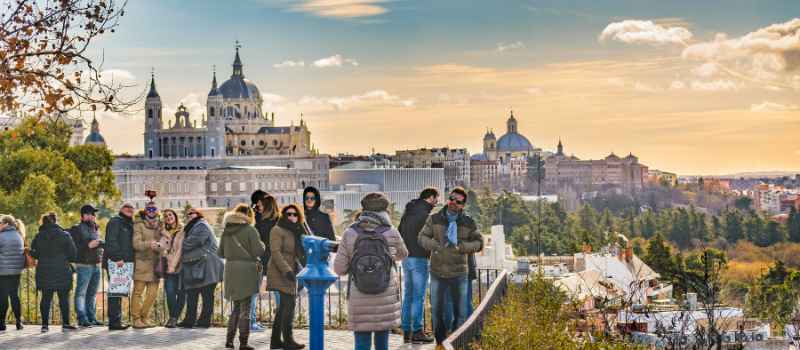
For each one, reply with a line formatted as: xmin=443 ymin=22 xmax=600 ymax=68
xmin=208 ymin=66 xmax=221 ymax=97
xmin=147 ymin=69 xmax=160 ymax=99
xmin=232 ymin=39 xmax=244 ymax=78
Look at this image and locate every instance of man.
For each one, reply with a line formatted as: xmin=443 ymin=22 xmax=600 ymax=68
xmin=398 ymin=187 xmax=439 ymax=344
xmin=102 ymin=202 xmax=136 ymax=330
xmin=69 ymin=205 xmax=105 ymax=328
xmin=302 ymin=186 xmax=336 ymax=241
xmin=130 ymin=202 xmax=165 ymax=328
xmin=418 ymin=187 xmax=484 ymax=348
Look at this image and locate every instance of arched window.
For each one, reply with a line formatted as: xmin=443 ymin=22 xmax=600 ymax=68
xmin=210 ymin=107 xmax=215 ymax=116
xmin=148 ymin=109 xmax=153 ymax=118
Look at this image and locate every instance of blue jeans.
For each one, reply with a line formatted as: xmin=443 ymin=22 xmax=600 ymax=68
xmin=401 ymin=258 xmax=429 ymax=332
xmin=251 ymin=274 xmax=263 ymax=323
xmin=354 ymin=330 xmax=390 ymax=350
xmin=74 ymin=266 xmax=101 ymax=322
xmin=443 ymin=279 xmax=474 ymax=330
xmin=163 ymin=273 xmax=186 ymax=319
xmin=430 ymin=275 xmax=467 ymax=344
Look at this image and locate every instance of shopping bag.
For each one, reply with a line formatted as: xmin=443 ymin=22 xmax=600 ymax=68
xmin=107 ymin=259 xmax=134 ymax=297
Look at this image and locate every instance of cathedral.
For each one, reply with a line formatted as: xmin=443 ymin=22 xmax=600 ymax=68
xmin=475 ymin=110 xmax=542 ymax=163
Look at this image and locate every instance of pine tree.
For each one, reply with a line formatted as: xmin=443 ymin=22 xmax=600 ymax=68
xmin=640 ymin=211 xmax=657 ymax=239
xmin=725 ymin=210 xmax=745 ymax=243
xmin=788 ymin=206 xmax=800 ymax=243
xmin=644 ymin=231 xmax=675 ymax=277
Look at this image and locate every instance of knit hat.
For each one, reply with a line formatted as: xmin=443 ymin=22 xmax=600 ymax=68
xmin=360 ymin=192 xmax=389 ymax=212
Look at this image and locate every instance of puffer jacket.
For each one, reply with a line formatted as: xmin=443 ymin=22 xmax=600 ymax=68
xmin=265 ymin=219 xmax=307 ymax=295
xmin=102 ymin=212 xmax=134 ymax=269
xmin=69 ymin=220 xmax=103 ymax=264
xmin=254 ymin=215 xmax=278 ymax=270
xmin=158 ymin=225 xmax=185 ymax=275
xmin=418 ymin=208 xmax=483 ymax=279
xmin=132 ymin=209 xmax=165 ymax=282
xmin=181 ymin=217 xmax=224 ymax=290
xmin=218 ymin=212 xmax=265 ymax=302
xmin=0 ymin=225 xmax=25 ymax=276
xmin=30 ymin=223 xmax=77 ymax=291
xmin=398 ymin=198 xmax=434 ymax=259
xmin=333 ymin=222 xmax=408 ymax=332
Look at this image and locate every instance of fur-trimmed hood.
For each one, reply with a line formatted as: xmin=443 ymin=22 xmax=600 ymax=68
xmin=133 ymin=208 xmax=163 ymax=227
xmin=223 ymin=211 xmax=255 ymax=229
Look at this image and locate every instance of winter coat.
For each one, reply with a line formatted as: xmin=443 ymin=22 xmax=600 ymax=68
xmin=254 ymin=215 xmax=278 ymax=271
xmin=333 ymin=222 xmax=408 ymax=332
xmin=158 ymin=225 xmax=185 ymax=275
xmin=303 ymin=186 xmax=336 ymax=241
xmin=0 ymin=226 xmax=25 ymax=276
xmin=30 ymin=224 xmax=77 ymax=291
xmin=265 ymin=220 xmax=307 ymax=295
xmin=218 ymin=212 xmax=265 ymax=302
xmin=69 ymin=220 xmax=103 ymax=265
xmin=181 ymin=217 xmax=224 ymax=290
xmin=398 ymin=198 xmax=435 ymax=260
xmin=132 ymin=209 xmax=166 ymax=282
xmin=418 ymin=208 xmax=484 ymax=279
xmin=103 ymin=212 xmax=134 ymax=269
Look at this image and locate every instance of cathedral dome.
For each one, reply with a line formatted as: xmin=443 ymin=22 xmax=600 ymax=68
xmin=219 ymin=48 xmax=261 ymax=100
xmin=495 ymin=132 xmax=533 ymax=151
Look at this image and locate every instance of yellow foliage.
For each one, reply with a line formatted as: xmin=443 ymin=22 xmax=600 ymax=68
xmin=725 ymin=261 xmax=769 ymax=286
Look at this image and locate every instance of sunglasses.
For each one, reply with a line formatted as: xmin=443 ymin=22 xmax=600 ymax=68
xmin=86 ymin=213 xmax=97 ymax=216
xmin=449 ymin=196 xmax=464 ymax=205
xmin=122 ymin=205 xmax=134 ymax=209
xmin=285 ymin=212 xmax=299 ymax=218
xmin=146 ymin=207 xmax=158 ymax=212
xmin=304 ymin=196 xmax=316 ymax=201
xmin=186 ymin=212 xmax=197 ymax=217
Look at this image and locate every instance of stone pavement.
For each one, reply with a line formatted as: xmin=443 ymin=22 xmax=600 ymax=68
xmin=0 ymin=325 xmax=440 ymax=350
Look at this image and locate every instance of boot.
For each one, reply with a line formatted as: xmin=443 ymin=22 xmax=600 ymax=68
xmin=226 ymin=314 xmax=239 ymax=349
xmin=282 ymin=327 xmax=305 ymax=349
xmin=165 ymin=317 xmax=177 ymax=328
xmin=0 ymin=319 xmax=5 ymax=331
xmin=404 ymin=330 xmax=412 ymax=343
xmin=16 ymin=318 xmax=23 ymax=330
xmin=132 ymin=320 xmax=148 ymax=329
xmin=141 ymin=319 xmax=156 ymax=328
xmin=238 ymin=317 xmax=254 ymax=350
xmin=412 ymin=329 xmax=435 ymax=344
xmin=270 ymin=321 xmax=283 ymax=349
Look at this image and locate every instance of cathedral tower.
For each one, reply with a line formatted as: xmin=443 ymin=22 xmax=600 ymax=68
xmin=144 ymin=73 xmax=162 ymax=158
xmin=205 ymin=70 xmax=225 ymax=158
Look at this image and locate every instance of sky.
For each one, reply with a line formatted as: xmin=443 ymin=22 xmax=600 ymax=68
xmin=84 ymin=0 xmax=800 ymax=176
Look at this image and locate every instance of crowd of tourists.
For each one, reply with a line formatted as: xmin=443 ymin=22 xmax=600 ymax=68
xmin=0 ymin=185 xmax=483 ymax=350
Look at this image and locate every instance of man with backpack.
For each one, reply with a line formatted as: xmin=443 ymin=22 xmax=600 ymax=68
xmin=333 ymin=192 xmax=408 ymax=350
xmin=398 ymin=187 xmax=439 ymax=344
xmin=418 ymin=187 xmax=484 ymax=348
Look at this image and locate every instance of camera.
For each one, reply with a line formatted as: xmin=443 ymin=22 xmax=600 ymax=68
xmin=97 ymin=239 xmax=105 ymax=248
xmin=145 ymin=190 xmax=157 ymax=200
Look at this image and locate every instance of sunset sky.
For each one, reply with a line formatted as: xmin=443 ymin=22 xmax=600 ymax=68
xmin=86 ymin=0 xmax=800 ymax=176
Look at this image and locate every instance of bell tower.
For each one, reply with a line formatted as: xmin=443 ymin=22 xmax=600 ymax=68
xmin=144 ymin=70 xmax=162 ymax=158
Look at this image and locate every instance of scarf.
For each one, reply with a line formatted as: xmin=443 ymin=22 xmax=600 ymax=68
xmin=184 ymin=216 xmax=202 ymax=234
xmin=355 ymin=210 xmax=393 ymax=228
xmin=278 ymin=216 xmax=308 ymax=263
xmin=445 ymin=210 xmax=460 ymax=248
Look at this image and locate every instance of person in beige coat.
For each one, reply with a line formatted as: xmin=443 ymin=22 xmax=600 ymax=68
xmin=333 ymin=192 xmax=408 ymax=350
xmin=131 ymin=203 xmax=165 ymax=328
xmin=158 ymin=208 xmax=185 ymax=328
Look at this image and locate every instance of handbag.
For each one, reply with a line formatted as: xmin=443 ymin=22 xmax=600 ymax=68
xmin=181 ymin=248 xmax=209 ymax=285
xmin=23 ymin=238 xmax=36 ymax=269
xmin=154 ymin=256 xmax=168 ymax=279
xmin=231 ymin=234 xmax=263 ymax=273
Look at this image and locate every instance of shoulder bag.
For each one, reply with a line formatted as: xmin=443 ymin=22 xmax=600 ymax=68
xmin=181 ymin=235 xmax=210 ymax=285
xmin=23 ymin=237 xmax=36 ymax=269
xmin=232 ymin=234 xmax=263 ymax=273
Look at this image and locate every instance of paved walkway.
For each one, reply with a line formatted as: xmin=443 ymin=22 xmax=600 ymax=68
xmin=0 ymin=325 xmax=440 ymax=350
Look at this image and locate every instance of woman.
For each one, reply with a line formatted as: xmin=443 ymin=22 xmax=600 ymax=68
xmin=29 ymin=212 xmax=78 ymax=332
xmin=158 ymin=209 xmax=186 ymax=328
xmin=252 ymin=191 xmax=280 ymax=329
xmin=265 ymin=203 xmax=307 ymax=350
xmin=131 ymin=206 xmax=165 ymax=328
xmin=0 ymin=215 xmax=26 ymax=331
xmin=177 ymin=209 xmax=224 ymax=328
xmin=333 ymin=192 xmax=408 ymax=350
xmin=219 ymin=204 xmax=265 ymax=349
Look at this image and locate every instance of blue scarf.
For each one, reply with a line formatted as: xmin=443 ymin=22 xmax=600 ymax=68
xmin=445 ymin=210 xmax=460 ymax=248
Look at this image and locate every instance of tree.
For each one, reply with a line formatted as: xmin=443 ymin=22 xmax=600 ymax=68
xmin=724 ymin=209 xmax=745 ymax=243
xmin=181 ymin=202 xmax=194 ymax=219
xmin=644 ymin=231 xmax=675 ymax=277
xmin=734 ymin=196 xmax=753 ymax=211
xmin=639 ymin=210 xmax=656 ymax=239
xmin=0 ymin=0 xmax=138 ymax=118
xmin=788 ymin=206 xmax=800 ymax=243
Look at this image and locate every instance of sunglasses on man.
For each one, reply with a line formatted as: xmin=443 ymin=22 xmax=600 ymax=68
xmin=449 ymin=196 xmax=464 ymax=205
xmin=304 ymin=196 xmax=316 ymax=201
xmin=146 ymin=207 xmax=158 ymax=212
xmin=285 ymin=212 xmax=299 ymax=218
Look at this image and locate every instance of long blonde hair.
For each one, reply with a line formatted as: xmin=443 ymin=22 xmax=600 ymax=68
xmin=260 ymin=195 xmax=280 ymax=221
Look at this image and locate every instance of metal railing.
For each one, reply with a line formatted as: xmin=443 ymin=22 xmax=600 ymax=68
xmin=4 ymin=266 xmax=507 ymax=330
xmin=443 ymin=269 xmax=509 ymax=350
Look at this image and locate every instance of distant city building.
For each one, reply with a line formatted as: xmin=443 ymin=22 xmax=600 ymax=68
xmin=470 ymin=159 xmax=500 ymax=188
xmin=478 ymin=110 xmax=541 ymax=163
xmin=396 ymin=147 xmax=470 ymax=190
xmin=84 ymin=114 xmax=107 ymax=147
xmin=544 ymin=140 xmax=649 ymax=195
xmin=329 ymin=153 xmax=393 ymax=169
xmin=648 ymin=169 xmax=677 ymax=185
xmin=1 ymin=112 xmax=85 ymax=146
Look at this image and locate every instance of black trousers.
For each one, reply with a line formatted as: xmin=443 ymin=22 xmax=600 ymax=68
xmin=273 ymin=291 xmax=295 ymax=331
xmin=0 ymin=275 xmax=22 ymax=320
xmin=183 ymin=282 xmax=217 ymax=326
xmin=40 ymin=289 xmax=70 ymax=326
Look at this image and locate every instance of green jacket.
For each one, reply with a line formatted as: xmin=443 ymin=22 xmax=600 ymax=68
xmin=418 ymin=208 xmax=483 ymax=279
xmin=218 ymin=212 xmax=265 ymax=302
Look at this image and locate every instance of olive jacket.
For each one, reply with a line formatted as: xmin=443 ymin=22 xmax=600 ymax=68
xmin=418 ymin=208 xmax=483 ymax=279
xmin=218 ymin=211 xmax=265 ymax=302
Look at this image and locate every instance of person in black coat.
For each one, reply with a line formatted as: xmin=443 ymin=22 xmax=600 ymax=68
xmin=102 ymin=202 xmax=135 ymax=330
xmin=249 ymin=190 xmax=280 ymax=331
xmin=302 ymin=186 xmax=335 ymax=241
xmin=29 ymin=212 xmax=77 ymax=332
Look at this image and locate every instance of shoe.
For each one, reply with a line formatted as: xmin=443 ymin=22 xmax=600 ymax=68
xmin=132 ymin=320 xmax=148 ymax=329
xmin=62 ymin=324 xmax=78 ymax=331
xmin=165 ymin=317 xmax=177 ymax=328
xmin=89 ymin=320 xmax=105 ymax=327
xmin=434 ymin=345 xmax=445 ymax=350
xmin=270 ymin=321 xmax=283 ymax=349
xmin=282 ymin=327 xmax=305 ymax=349
xmin=250 ymin=322 xmax=266 ymax=332
xmin=238 ymin=317 xmax=255 ymax=350
xmin=108 ymin=323 xmax=129 ymax=330
xmin=78 ymin=320 xmax=93 ymax=328
xmin=412 ymin=330 xmax=435 ymax=344
xmin=141 ymin=319 xmax=156 ymax=328
xmin=177 ymin=321 xmax=194 ymax=329
xmin=404 ymin=330 xmax=412 ymax=343
xmin=195 ymin=320 xmax=211 ymax=328
xmin=41 ymin=325 xmax=49 ymax=333
xmin=226 ymin=314 xmax=239 ymax=349
xmin=16 ymin=318 xmax=23 ymax=330
xmin=0 ymin=320 xmax=5 ymax=331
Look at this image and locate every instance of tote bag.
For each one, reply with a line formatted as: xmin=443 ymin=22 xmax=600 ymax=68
xmin=107 ymin=260 xmax=134 ymax=297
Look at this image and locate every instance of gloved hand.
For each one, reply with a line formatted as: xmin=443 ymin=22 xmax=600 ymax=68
xmin=285 ymin=271 xmax=296 ymax=282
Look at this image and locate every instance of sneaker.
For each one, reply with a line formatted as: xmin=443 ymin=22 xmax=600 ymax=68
xmin=412 ymin=330 xmax=434 ymax=344
xmin=41 ymin=325 xmax=49 ymax=333
xmin=89 ymin=320 xmax=105 ymax=327
xmin=404 ymin=331 xmax=412 ymax=343
xmin=250 ymin=322 xmax=266 ymax=332
xmin=62 ymin=324 xmax=78 ymax=331
xmin=78 ymin=320 xmax=93 ymax=328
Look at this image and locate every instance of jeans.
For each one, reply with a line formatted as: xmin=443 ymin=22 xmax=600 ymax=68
xmin=250 ymin=274 xmax=263 ymax=323
xmin=74 ymin=266 xmax=101 ymax=322
xmin=430 ymin=275 xmax=467 ymax=344
xmin=163 ymin=273 xmax=186 ymax=319
xmin=354 ymin=330 xmax=390 ymax=350
xmin=401 ymin=257 xmax=429 ymax=332
xmin=183 ymin=282 xmax=217 ymax=326
xmin=41 ymin=289 xmax=71 ymax=326
xmin=0 ymin=275 xmax=21 ymax=320
xmin=443 ymin=279 xmax=474 ymax=330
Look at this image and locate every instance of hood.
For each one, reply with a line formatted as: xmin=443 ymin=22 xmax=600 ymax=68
xmin=303 ymin=186 xmax=322 ymax=213
xmin=133 ymin=208 xmax=162 ymax=225
xmin=406 ymin=198 xmax=434 ymax=215
xmin=37 ymin=223 xmax=66 ymax=238
xmin=223 ymin=211 xmax=254 ymax=230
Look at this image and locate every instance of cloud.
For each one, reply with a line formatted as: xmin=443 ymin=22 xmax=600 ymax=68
xmin=690 ymin=79 xmax=742 ymax=91
xmin=764 ymin=85 xmax=782 ymax=92
xmin=606 ymin=77 xmax=624 ymax=86
xmin=274 ymin=60 xmax=305 ymax=68
xmin=522 ymin=87 xmax=542 ymax=94
xmin=681 ymin=18 xmax=800 ymax=71
xmin=82 ymin=69 xmax=136 ymax=86
xmin=690 ymin=62 xmax=722 ymax=77
xmin=162 ymin=93 xmax=206 ymax=124
xmin=751 ymin=101 xmax=798 ymax=111
xmin=311 ymin=54 xmax=358 ymax=68
xmin=669 ymin=80 xmax=685 ymax=89
xmin=599 ymin=20 xmax=692 ymax=46
xmin=496 ymin=42 xmax=524 ymax=53
xmin=439 ymin=93 xmax=468 ymax=104
xmin=299 ymin=89 xmax=413 ymax=111
xmin=288 ymin=0 xmax=394 ymax=20
xmin=520 ymin=5 xmax=538 ymax=12
xmin=633 ymin=82 xmax=663 ymax=92
xmin=788 ymin=75 xmax=800 ymax=89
